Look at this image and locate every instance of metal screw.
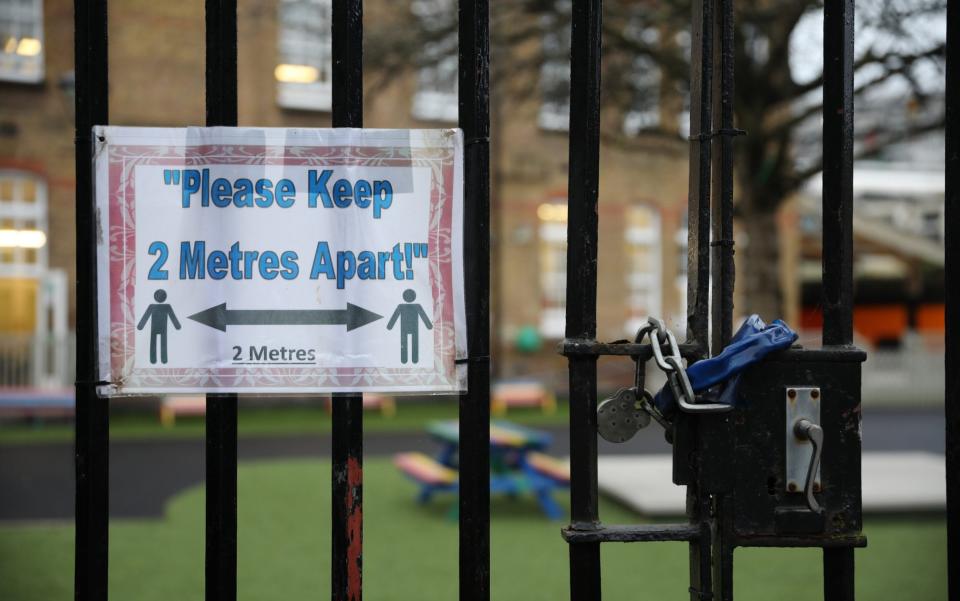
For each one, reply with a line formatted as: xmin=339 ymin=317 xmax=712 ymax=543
xmin=788 ymin=482 xmax=798 ymax=492
xmin=811 ymin=389 xmax=820 ymax=399
xmin=787 ymin=388 xmax=797 ymax=399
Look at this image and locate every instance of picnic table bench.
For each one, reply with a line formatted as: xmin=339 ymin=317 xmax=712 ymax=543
xmin=394 ymin=420 xmax=570 ymax=519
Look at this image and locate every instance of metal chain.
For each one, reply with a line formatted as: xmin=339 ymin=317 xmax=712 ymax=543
xmin=637 ymin=317 xmax=732 ymax=415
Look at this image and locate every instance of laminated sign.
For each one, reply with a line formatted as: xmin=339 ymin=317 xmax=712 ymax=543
xmin=94 ymin=127 xmax=466 ymax=394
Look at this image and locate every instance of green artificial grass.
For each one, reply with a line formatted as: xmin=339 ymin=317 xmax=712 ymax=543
xmin=0 ymin=402 xmax=571 ymax=444
xmin=0 ymin=458 xmax=947 ymax=601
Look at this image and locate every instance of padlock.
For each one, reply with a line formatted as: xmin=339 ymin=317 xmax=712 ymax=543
xmin=597 ymin=387 xmax=652 ymax=443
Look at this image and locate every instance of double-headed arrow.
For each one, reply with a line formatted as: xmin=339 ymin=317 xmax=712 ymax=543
xmin=188 ymin=302 xmax=383 ymax=332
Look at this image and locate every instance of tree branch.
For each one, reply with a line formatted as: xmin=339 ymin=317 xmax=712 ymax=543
xmin=783 ymin=114 xmax=945 ymax=195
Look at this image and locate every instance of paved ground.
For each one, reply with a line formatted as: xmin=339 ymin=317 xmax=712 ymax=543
xmin=0 ymin=408 xmax=945 ymax=521
xmin=597 ymin=452 xmax=947 ymax=516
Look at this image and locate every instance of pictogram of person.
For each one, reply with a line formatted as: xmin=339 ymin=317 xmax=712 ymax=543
xmin=386 ymin=289 xmax=433 ymax=364
xmin=137 ymin=289 xmax=181 ymax=364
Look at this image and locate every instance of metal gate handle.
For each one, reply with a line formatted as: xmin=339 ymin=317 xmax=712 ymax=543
xmin=794 ymin=419 xmax=824 ymax=514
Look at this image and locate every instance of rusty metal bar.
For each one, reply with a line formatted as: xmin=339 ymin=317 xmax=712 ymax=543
xmin=331 ymin=395 xmax=363 ymax=601
xmin=331 ymin=0 xmax=365 ymax=598
xmin=73 ymin=0 xmax=109 ymax=598
xmin=204 ymin=1 xmax=239 ymax=599
xmin=945 ymin=0 xmax=959 ymax=595
xmin=565 ymin=0 xmax=603 ymax=599
xmin=562 ymin=523 xmax=701 ymax=544
xmin=458 ymin=0 xmax=491 ymax=598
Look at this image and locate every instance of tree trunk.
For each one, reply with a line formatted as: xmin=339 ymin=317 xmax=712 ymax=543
xmin=740 ymin=210 xmax=785 ymax=320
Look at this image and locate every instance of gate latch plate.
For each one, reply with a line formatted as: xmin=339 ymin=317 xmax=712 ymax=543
xmin=786 ymin=386 xmax=821 ymax=493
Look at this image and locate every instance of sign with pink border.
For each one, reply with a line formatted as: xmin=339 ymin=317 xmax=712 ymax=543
xmin=94 ymin=127 xmax=466 ymax=394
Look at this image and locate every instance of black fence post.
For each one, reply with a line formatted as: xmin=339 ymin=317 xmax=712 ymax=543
xmin=565 ymin=1 xmax=603 ymax=599
xmin=204 ymin=1 xmax=239 ymax=600
xmin=458 ymin=0 xmax=492 ymax=600
xmin=73 ymin=0 xmax=109 ymax=599
xmin=945 ymin=0 xmax=959 ymax=596
xmin=821 ymin=0 xmax=856 ymax=599
xmin=686 ymin=0 xmax=715 ymax=597
xmin=331 ymin=0 xmax=365 ymax=599
xmin=821 ymin=0 xmax=855 ymax=348
xmin=687 ymin=0 xmax=714 ymax=350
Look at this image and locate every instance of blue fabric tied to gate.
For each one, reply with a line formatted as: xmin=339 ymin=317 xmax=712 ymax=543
xmin=653 ymin=315 xmax=798 ymax=416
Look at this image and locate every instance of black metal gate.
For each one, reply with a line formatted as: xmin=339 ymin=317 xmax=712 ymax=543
xmin=71 ymin=0 xmax=957 ymax=600
xmin=72 ymin=1 xmax=490 ymax=600
xmin=560 ymin=1 xmax=957 ymax=601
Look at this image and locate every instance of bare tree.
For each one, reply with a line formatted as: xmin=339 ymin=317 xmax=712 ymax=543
xmin=368 ymin=0 xmax=946 ymax=319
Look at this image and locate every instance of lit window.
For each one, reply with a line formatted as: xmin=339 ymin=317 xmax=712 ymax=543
xmin=538 ymin=200 xmax=567 ymax=338
xmin=625 ymin=206 xmax=662 ymax=335
xmin=276 ymin=0 xmax=332 ymax=111
xmin=538 ymin=3 xmax=571 ymax=131
xmin=0 ymin=0 xmax=44 ymax=83
xmin=0 ymin=171 xmax=47 ymax=274
xmin=411 ymin=0 xmax=458 ymax=122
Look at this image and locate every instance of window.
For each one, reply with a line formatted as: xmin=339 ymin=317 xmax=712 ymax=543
xmin=672 ymin=220 xmax=688 ymax=336
xmin=0 ymin=0 xmax=44 ymax=83
xmin=0 ymin=171 xmax=47 ymax=276
xmin=276 ymin=0 xmax=332 ymax=111
xmin=625 ymin=206 xmax=662 ymax=334
xmin=538 ymin=4 xmax=571 ymax=131
xmin=537 ymin=201 xmax=568 ymax=338
xmin=411 ymin=0 xmax=458 ymax=122
xmin=675 ymin=31 xmax=692 ymax=138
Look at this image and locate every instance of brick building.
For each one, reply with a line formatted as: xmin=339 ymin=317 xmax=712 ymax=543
xmin=1 ymin=0 xmax=719 ymax=386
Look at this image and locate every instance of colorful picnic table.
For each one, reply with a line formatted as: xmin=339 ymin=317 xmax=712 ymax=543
xmin=394 ymin=420 xmax=570 ymax=519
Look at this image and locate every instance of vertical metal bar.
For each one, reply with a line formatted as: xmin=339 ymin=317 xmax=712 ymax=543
xmin=331 ymin=395 xmax=363 ymax=601
xmin=821 ymin=0 xmax=854 ymax=348
xmin=944 ymin=0 xmax=959 ymax=596
xmin=686 ymin=0 xmax=714 ymax=349
xmin=458 ymin=0 xmax=491 ymax=599
xmin=566 ymin=0 xmax=602 ymax=599
xmin=205 ymin=398 xmax=238 ymax=601
xmin=331 ymin=0 xmax=364 ymax=599
xmin=822 ymin=0 xmax=855 ymax=598
xmin=204 ymin=1 xmax=239 ymax=600
xmin=708 ymin=1 xmax=735 ymax=595
xmin=710 ymin=0 xmax=735 ymax=354
xmin=73 ymin=0 xmax=109 ymax=598
xmin=823 ymin=548 xmax=855 ymax=601
xmin=711 ymin=497 xmax=734 ymax=601
xmin=687 ymin=0 xmax=715 ymax=599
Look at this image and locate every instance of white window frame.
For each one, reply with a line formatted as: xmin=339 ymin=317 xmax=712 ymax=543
xmin=0 ymin=170 xmax=48 ymax=278
xmin=411 ymin=0 xmax=458 ymax=122
xmin=0 ymin=0 xmax=44 ymax=84
xmin=276 ymin=0 xmax=332 ymax=112
xmin=624 ymin=206 xmax=663 ymax=335
xmin=672 ymin=222 xmax=689 ymax=336
xmin=538 ymin=203 xmax=568 ymax=338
